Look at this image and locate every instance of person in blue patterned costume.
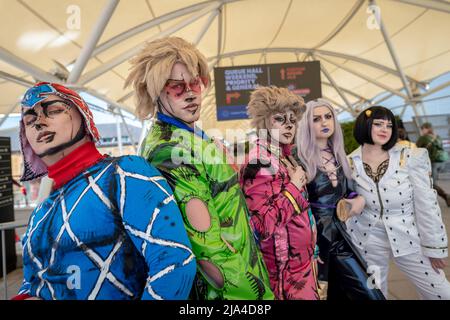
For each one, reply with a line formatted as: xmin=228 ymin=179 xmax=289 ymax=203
xmin=14 ymin=82 xmax=196 ymax=300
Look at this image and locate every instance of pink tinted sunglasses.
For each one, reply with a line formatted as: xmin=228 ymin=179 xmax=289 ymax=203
xmin=164 ymin=76 xmax=208 ymax=98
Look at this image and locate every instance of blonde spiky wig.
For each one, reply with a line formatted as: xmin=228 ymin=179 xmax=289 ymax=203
xmin=247 ymin=86 xmax=306 ymax=132
xmin=124 ymin=37 xmax=210 ymax=120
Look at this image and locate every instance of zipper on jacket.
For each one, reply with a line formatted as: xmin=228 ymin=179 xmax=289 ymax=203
xmin=375 ymin=182 xmax=384 ymax=218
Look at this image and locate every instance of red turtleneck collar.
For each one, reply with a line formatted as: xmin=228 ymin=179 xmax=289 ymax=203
xmin=47 ymin=142 xmax=106 ymax=190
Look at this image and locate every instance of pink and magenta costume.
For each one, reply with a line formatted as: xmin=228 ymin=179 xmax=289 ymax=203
xmin=240 ymin=139 xmax=319 ymax=300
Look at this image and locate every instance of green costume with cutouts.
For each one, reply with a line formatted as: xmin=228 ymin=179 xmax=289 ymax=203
xmin=141 ymin=114 xmax=273 ymax=300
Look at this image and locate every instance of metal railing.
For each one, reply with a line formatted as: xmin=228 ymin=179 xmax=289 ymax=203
xmin=0 ymin=220 xmax=28 ymax=300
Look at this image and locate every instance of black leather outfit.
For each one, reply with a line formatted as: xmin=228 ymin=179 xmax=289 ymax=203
xmin=307 ymin=167 xmax=385 ymax=300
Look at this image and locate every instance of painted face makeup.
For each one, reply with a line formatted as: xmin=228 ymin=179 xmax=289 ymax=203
xmin=159 ymin=62 xmax=204 ymax=126
xmin=313 ymin=106 xmax=335 ymax=140
xmin=371 ymin=119 xmax=393 ymax=146
xmin=23 ymin=99 xmax=69 ymax=130
xmin=23 ymin=96 xmax=85 ymax=158
xmin=267 ymin=111 xmax=297 ymax=145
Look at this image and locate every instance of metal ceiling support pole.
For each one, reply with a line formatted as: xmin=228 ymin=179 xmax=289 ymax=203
xmin=117 ymin=108 xmax=137 ymax=153
xmin=322 ymin=96 xmax=347 ymax=113
xmin=0 ymin=101 xmax=20 ymax=128
xmin=373 ymin=92 xmax=395 ymax=105
xmin=0 ymin=47 xmax=59 ymax=82
xmin=410 ymin=101 xmax=421 ymax=118
xmin=314 ymin=54 xmax=355 ymax=115
xmin=216 ymin=6 xmax=223 ymax=67
xmin=207 ymin=47 xmax=420 ymax=85
xmin=316 ymin=54 xmax=408 ymax=99
xmin=322 ymin=81 xmax=369 ymax=102
xmin=410 ymin=81 xmax=427 ymax=117
xmin=137 ymin=119 xmax=152 ymax=154
xmin=77 ymin=87 xmax=131 ymax=113
xmin=208 ymin=58 xmax=219 ymax=70
xmin=354 ymin=100 xmax=366 ymax=111
xmin=67 ymin=0 xmax=119 ymax=83
xmin=144 ymin=0 xmax=162 ymax=33
xmin=115 ymin=107 xmax=123 ymax=156
xmin=399 ymin=104 xmax=409 ymax=118
xmin=354 ymin=100 xmax=367 ymax=114
xmin=370 ymin=1 xmax=425 ymax=126
xmin=0 ymin=71 xmax=34 ymax=87
xmin=263 ymin=0 xmax=293 ymax=51
xmin=91 ymin=2 xmax=209 ymax=57
xmin=393 ymin=0 xmax=450 ymax=14
xmin=419 ymin=102 xmax=427 ymax=117
xmin=194 ymin=8 xmax=220 ymax=45
xmin=410 ymin=102 xmax=423 ymax=134
xmin=79 ymin=1 xmax=224 ymax=85
xmin=370 ymin=0 xmax=414 ymax=100
xmin=419 ymin=80 xmax=450 ymax=98
xmin=90 ymin=0 xmax=240 ymax=57
xmin=117 ymin=91 xmax=134 ymax=104
xmin=313 ymin=0 xmax=365 ymax=49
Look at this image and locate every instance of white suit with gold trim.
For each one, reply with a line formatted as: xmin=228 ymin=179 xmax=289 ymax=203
xmin=347 ymin=145 xmax=450 ymax=299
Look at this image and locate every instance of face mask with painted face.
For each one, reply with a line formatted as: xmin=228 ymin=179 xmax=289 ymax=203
xmin=266 ymin=110 xmax=297 ymax=145
xmin=23 ymin=95 xmax=86 ymax=160
xmin=371 ymin=118 xmax=393 ymax=146
xmin=313 ymin=106 xmax=335 ymax=141
xmin=158 ymin=62 xmax=205 ymax=126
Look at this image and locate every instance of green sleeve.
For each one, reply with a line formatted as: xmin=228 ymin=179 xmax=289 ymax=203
xmin=146 ymin=143 xmax=273 ymax=300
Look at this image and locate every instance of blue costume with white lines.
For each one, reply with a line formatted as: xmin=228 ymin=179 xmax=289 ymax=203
xmin=19 ymin=155 xmax=196 ymax=300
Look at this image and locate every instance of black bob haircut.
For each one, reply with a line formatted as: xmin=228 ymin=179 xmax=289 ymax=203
xmin=353 ymin=106 xmax=398 ymax=151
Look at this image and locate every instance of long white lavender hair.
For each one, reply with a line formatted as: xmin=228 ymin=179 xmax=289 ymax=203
xmin=296 ymin=98 xmax=352 ymax=182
